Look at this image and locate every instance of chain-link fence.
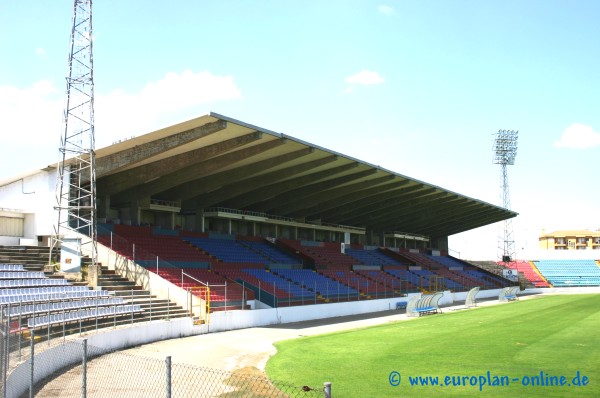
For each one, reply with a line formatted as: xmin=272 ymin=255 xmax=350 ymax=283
xmin=0 ymin=331 xmax=331 ymax=398
xmin=1 ymin=324 xmax=331 ymax=398
xmin=0 ymin=294 xmax=178 ymax=377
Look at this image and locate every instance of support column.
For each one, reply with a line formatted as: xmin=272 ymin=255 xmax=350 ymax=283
xmin=195 ymin=209 xmax=205 ymax=233
xmin=130 ymin=201 xmax=141 ymax=226
xmin=97 ymin=195 xmax=110 ymax=220
xmin=87 ymin=264 xmax=101 ymax=288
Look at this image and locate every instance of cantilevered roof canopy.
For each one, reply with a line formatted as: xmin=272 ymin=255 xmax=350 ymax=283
xmin=92 ymin=112 xmax=517 ymax=239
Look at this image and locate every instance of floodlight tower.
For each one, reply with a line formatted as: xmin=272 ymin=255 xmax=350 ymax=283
xmin=50 ymin=0 xmax=97 ymax=268
xmin=493 ymin=129 xmax=518 ymax=263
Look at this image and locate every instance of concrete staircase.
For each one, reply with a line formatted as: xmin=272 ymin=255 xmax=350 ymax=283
xmin=97 ymin=266 xmax=190 ymax=321
xmin=0 ymin=245 xmax=52 ymax=272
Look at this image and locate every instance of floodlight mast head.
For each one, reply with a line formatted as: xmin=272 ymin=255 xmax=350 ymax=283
xmin=493 ymin=129 xmax=518 ymax=264
xmin=492 ymin=129 xmax=518 ymax=166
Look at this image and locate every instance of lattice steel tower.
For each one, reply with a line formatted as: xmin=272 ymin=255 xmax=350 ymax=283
xmin=493 ymin=129 xmax=518 ymax=263
xmin=50 ymin=0 xmax=97 ymax=267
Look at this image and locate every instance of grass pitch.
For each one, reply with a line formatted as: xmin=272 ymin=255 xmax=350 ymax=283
xmin=266 ymin=294 xmax=600 ymax=397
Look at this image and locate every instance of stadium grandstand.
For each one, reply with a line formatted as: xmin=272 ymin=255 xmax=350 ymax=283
xmin=2 ymin=112 xmax=599 ymax=397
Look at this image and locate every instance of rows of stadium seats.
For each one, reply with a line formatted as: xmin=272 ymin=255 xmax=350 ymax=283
xmin=426 ymin=255 xmax=507 ymax=286
xmin=184 ymin=237 xmax=269 ymax=264
xmin=240 ymin=240 xmax=300 ymax=265
xmin=279 ymin=240 xmax=357 ymax=269
xmin=273 ymin=269 xmax=359 ymax=299
xmin=533 ymin=260 xmax=600 ymax=287
xmin=98 ymin=224 xmax=214 ymax=265
xmin=318 ymin=269 xmax=392 ymax=296
xmin=396 ymin=251 xmax=504 ymax=289
xmin=148 ymin=266 xmax=255 ymax=309
xmin=498 ymin=260 xmax=551 ymax=287
xmin=243 ymin=268 xmax=314 ymax=299
xmin=383 ymin=268 xmax=423 ymax=290
xmin=0 ymin=263 xmax=141 ymax=332
xmin=345 ymin=248 xmax=405 ymax=267
xmin=353 ymin=270 xmax=406 ymax=294
xmin=97 ymin=225 xmax=515 ymax=309
xmin=215 ymin=268 xmax=293 ymax=300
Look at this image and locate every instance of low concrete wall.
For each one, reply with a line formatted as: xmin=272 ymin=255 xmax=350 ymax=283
xmin=207 ymin=293 xmax=420 ymax=333
xmin=0 ymin=236 xmax=19 ymax=246
xmin=205 ymin=288 xmax=505 ymax=333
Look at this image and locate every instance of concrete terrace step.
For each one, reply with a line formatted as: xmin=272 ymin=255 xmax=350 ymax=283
xmin=0 ymin=245 xmax=53 ymax=272
xmin=97 ymin=278 xmax=138 ymax=286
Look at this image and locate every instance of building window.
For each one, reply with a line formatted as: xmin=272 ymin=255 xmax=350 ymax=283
xmin=0 ymin=216 xmax=24 ymax=237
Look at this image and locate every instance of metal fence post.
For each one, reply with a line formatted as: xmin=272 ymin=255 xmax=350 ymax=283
xmin=324 ymin=381 xmax=331 ymax=398
xmin=166 ymin=356 xmax=172 ymax=398
xmin=47 ymin=304 xmax=51 ymax=344
xmin=82 ymin=339 xmax=87 ymax=398
xmin=18 ymin=306 xmax=23 ymax=361
xmin=4 ymin=309 xmax=9 ymax=394
xmin=29 ymin=329 xmax=34 ymax=398
xmin=131 ymin=289 xmax=134 ymax=325
xmin=2 ymin=316 xmax=8 ymax=398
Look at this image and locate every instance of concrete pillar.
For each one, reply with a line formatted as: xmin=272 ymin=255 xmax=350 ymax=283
xmin=130 ymin=201 xmax=141 ymax=226
xmin=87 ymin=264 xmax=102 ymax=288
xmin=195 ymin=209 xmax=205 ymax=233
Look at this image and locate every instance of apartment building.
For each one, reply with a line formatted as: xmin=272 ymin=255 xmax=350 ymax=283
xmin=539 ymin=229 xmax=600 ymax=251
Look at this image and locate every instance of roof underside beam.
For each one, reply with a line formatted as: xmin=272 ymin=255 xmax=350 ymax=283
xmin=285 ymin=180 xmax=414 ymax=219
xmin=222 ymin=162 xmax=361 ymax=210
xmin=310 ymin=184 xmax=432 ymax=221
xmin=192 ymin=155 xmax=340 ymax=209
xmin=95 ymin=119 xmax=227 ymax=178
xmin=98 ymin=131 xmax=263 ymax=195
xmin=251 ymin=169 xmax=381 ymax=213
xmin=347 ymin=192 xmax=460 ymax=227
xmin=110 ymin=137 xmax=287 ymax=205
xmin=170 ymin=148 xmax=315 ymax=205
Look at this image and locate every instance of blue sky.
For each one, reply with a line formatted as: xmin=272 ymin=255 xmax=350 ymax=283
xmin=1 ymin=1 xmax=599 ymax=260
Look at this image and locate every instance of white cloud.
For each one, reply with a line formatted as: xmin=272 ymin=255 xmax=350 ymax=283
xmin=35 ymin=48 xmax=46 ymax=56
xmin=0 ymin=80 xmax=62 ymax=145
xmin=94 ymin=69 xmax=242 ymax=146
xmin=0 ymin=70 xmax=243 ymax=179
xmin=554 ymin=123 xmax=600 ymax=149
xmin=343 ymin=70 xmax=384 ymax=94
xmin=345 ymin=70 xmax=385 ymax=86
xmin=378 ymin=5 xmax=395 ymax=16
